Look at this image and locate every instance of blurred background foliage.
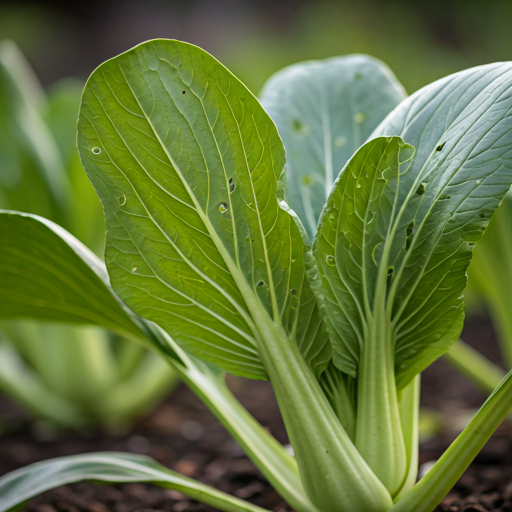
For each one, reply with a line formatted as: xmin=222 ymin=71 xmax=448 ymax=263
xmin=0 ymin=0 xmax=511 ymax=96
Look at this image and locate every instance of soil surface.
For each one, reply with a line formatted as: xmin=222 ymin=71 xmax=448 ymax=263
xmin=0 ymin=314 xmax=511 ymax=512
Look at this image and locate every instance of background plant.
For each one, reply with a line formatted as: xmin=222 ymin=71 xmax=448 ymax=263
xmin=0 ymin=39 xmax=512 ymax=512
xmin=0 ymin=40 xmax=177 ymax=429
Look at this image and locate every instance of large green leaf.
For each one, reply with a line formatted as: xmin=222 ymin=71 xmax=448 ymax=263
xmin=316 ymin=62 xmax=512 ymax=389
xmin=77 ymin=39 xmax=330 ymax=380
xmin=0 ymin=452 xmax=269 ymax=512
xmin=260 ymin=55 xmax=406 ymax=239
xmin=0 ymin=210 xmax=143 ymax=341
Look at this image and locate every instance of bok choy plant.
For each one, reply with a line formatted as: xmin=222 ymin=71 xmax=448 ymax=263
xmin=0 ymin=40 xmax=177 ymax=428
xmin=1 ymin=39 xmax=512 ymax=512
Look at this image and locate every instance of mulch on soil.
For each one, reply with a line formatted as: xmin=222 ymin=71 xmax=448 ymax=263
xmin=0 ymin=314 xmax=511 ymax=512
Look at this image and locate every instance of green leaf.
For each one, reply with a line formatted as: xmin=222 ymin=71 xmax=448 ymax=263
xmin=0 ymin=210 xmax=144 ymax=341
xmin=77 ymin=39 xmax=330 ymax=380
xmin=0 ymin=40 xmax=71 ymax=225
xmin=315 ymin=137 xmax=415 ymax=378
xmin=260 ymin=55 xmax=406 ymax=239
xmin=317 ymin=63 xmax=512 ymax=389
xmin=0 ymin=452 xmax=270 ymax=512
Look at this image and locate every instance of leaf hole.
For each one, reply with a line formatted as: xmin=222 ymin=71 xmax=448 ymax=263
xmin=257 ymin=280 xmax=265 ymax=287
xmin=182 ymin=91 xmax=186 ymax=94
xmin=479 ymin=212 xmax=486 ymax=218
xmin=291 ymin=288 xmax=297 ymax=295
xmin=219 ymin=202 xmax=228 ymax=214
xmin=131 ymin=266 xmax=137 ymax=272
xmin=326 ymin=255 xmax=335 ymax=266
xmin=355 ymin=72 xmax=363 ymax=80
xmin=229 ymin=178 xmax=235 ymax=193
xmin=436 ymin=142 xmax=446 ymax=152
xmin=92 ymin=147 xmax=101 ymax=154
xmin=118 ymin=195 xmax=127 ymax=206
xmin=416 ymin=183 xmax=427 ymax=196
xmin=386 ymin=267 xmax=394 ymax=287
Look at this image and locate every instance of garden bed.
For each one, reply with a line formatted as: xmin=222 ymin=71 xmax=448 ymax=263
xmin=0 ymin=314 xmax=510 ymax=512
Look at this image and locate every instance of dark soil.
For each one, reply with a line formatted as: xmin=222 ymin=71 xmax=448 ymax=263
xmin=0 ymin=314 xmax=511 ymax=512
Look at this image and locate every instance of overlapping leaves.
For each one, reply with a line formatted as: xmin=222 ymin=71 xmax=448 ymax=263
xmin=77 ymin=40 xmax=330 ymax=379
xmin=260 ymin=55 xmax=405 ymax=239
xmin=316 ymin=63 xmax=512 ymax=388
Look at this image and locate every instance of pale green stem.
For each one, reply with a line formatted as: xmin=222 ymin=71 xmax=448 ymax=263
xmin=0 ymin=341 xmax=89 ymax=428
xmin=390 ymin=369 xmax=512 ymax=512
xmin=444 ymin=339 xmax=506 ymax=394
xmin=394 ymin=375 xmax=420 ymax=501
xmin=356 ymin=302 xmax=406 ymax=496
xmin=255 ymin=315 xmax=392 ymax=512
xmin=143 ymin=322 xmax=320 ymax=512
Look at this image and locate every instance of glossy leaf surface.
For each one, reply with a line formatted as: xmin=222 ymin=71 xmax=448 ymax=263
xmin=78 ymin=39 xmax=330 ymax=380
xmin=260 ymin=55 xmax=405 ymax=239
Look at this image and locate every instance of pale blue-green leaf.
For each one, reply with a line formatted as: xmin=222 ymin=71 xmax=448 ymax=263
xmin=260 ymin=55 xmax=406 ymax=239
xmin=0 ymin=452 xmax=269 ymax=512
xmin=77 ymin=39 xmax=330 ymax=380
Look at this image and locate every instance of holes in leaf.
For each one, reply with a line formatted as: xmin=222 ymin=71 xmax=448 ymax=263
xmin=257 ymin=280 xmax=265 ymax=287
xmin=326 ymin=255 xmax=335 ymax=266
xmin=182 ymin=91 xmax=186 ymax=94
xmin=291 ymin=288 xmax=297 ymax=296
xmin=219 ymin=202 xmax=228 ymax=214
xmin=118 ymin=195 xmax=126 ymax=206
xmin=229 ymin=178 xmax=235 ymax=193
xmin=406 ymin=221 xmax=414 ymax=251
xmin=479 ymin=212 xmax=486 ymax=218
xmin=92 ymin=147 xmax=101 ymax=154
xmin=416 ymin=183 xmax=427 ymax=196
xmin=131 ymin=266 xmax=137 ymax=272
xmin=386 ymin=267 xmax=394 ymax=288
xmin=293 ymin=119 xmax=303 ymax=132
xmin=436 ymin=142 xmax=446 ymax=152
xmin=355 ymin=72 xmax=363 ymax=80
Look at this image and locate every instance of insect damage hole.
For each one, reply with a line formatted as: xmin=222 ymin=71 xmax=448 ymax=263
xmin=406 ymin=221 xmax=414 ymax=251
xmin=92 ymin=147 xmax=101 ymax=154
xmin=436 ymin=142 xmax=446 ymax=152
xmin=228 ymin=178 xmax=235 ymax=193
xmin=416 ymin=183 xmax=427 ymax=196
xmin=386 ymin=267 xmax=394 ymax=288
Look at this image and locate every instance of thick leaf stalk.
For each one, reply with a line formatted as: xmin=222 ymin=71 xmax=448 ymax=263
xmin=254 ymin=309 xmax=393 ymax=512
